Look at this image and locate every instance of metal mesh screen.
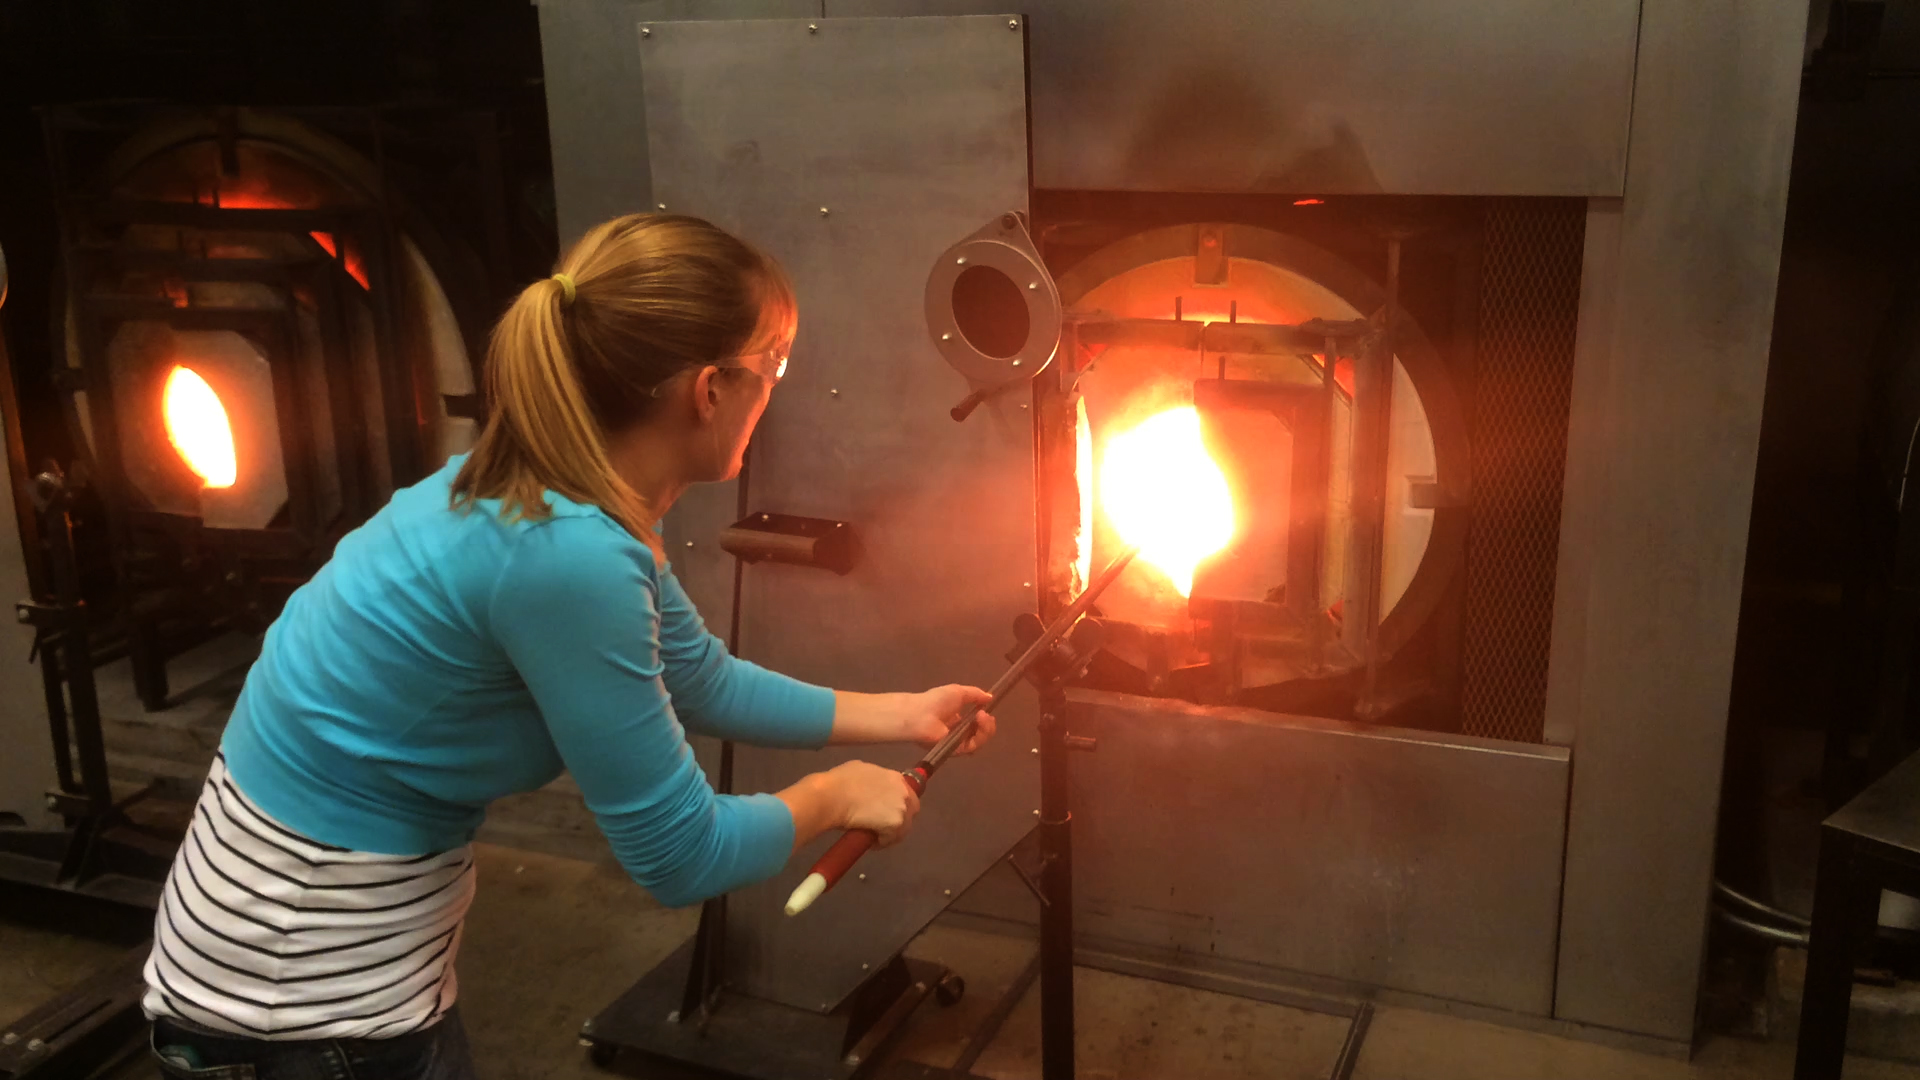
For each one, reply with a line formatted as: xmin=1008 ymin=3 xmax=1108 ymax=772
xmin=1458 ymin=200 xmax=1586 ymax=743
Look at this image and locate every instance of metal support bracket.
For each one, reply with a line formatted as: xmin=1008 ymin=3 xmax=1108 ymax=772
xmin=926 ymin=211 xmax=1062 ymax=387
xmin=718 ymin=513 xmax=859 ymax=576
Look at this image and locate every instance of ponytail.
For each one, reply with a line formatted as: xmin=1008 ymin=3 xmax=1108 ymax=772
xmin=451 ymin=214 xmax=794 ymax=562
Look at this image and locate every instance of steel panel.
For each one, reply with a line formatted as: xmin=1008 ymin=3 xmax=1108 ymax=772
xmin=642 ymin=16 xmax=1038 ymax=1011
xmin=1552 ymin=0 xmax=1807 ymax=1039
xmin=1540 ymin=200 xmax=1622 ymax=750
xmin=1065 ymin=689 xmax=1570 ymax=1016
xmin=534 ymin=0 xmax=817 ymax=245
xmin=0 ymin=379 xmax=55 ymax=831
xmin=831 ymin=0 xmax=1640 ymax=196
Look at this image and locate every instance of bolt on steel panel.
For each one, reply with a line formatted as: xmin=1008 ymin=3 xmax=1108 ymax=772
xmin=642 ymin=15 xmax=1039 ymax=1011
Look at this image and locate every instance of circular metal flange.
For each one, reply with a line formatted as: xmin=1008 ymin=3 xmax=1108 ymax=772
xmin=925 ymin=214 xmax=1061 ymax=385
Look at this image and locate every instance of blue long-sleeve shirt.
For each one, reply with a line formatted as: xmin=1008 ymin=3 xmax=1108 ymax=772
xmin=219 ymin=455 xmax=836 ymax=907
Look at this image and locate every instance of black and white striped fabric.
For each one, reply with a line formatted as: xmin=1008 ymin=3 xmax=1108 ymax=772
xmin=142 ymin=754 xmax=476 ymax=1039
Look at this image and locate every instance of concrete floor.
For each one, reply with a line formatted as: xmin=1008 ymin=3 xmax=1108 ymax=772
xmin=8 ymin=842 xmax=1920 ymax=1080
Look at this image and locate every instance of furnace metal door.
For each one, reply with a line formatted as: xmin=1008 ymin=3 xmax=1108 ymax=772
xmin=644 ymin=16 xmax=1038 ymax=1011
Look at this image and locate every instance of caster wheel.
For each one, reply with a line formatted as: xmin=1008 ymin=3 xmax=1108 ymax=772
xmin=935 ymin=973 xmax=966 ymax=1007
xmin=586 ymin=1039 xmax=619 ymax=1067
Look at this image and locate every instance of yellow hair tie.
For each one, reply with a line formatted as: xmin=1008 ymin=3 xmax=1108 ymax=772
xmin=551 ymin=272 xmax=577 ymax=305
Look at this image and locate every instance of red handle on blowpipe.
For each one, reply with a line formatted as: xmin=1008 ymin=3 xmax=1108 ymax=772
xmin=785 ymin=768 xmax=926 ymax=915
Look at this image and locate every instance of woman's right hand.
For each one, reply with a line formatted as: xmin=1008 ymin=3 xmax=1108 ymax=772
xmin=826 ymin=761 xmax=920 ymax=848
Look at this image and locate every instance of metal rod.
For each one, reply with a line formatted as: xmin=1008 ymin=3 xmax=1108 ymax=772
xmin=42 ymin=483 xmax=110 ymax=811
xmin=1713 ymin=904 xmax=1810 ymax=948
xmin=721 ymin=438 xmax=753 ymax=793
xmin=1354 ymin=238 xmax=1399 ymax=713
xmin=1073 ymin=316 xmax=1370 ymax=355
xmin=1221 ymin=301 xmax=1235 ymax=378
xmin=679 ymin=437 xmax=758 ymax=1024
xmin=40 ymin=641 xmax=75 ymax=794
xmin=787 ymin=545 xmax=1142 ymax=916
xmin=1328 ymin=1001 xmax=1374 ymax=1080
xmin=921 ymin=544 xmax=1140 ymax=775
xmin=1006 ymin=852 xmax=1050 ymax=909
xmin=314 ymin=259 xmax=372 ymax=523
xmin=1038 ymin=683 xmax=1075 ymax=1080
xmin=952 ymin=952 xmax=1042 ymax=1077
xmin=1714 ymin=880 xmax=1811 ymax=931
xmin=1316 ymin=335 xmax=1339 ymax=641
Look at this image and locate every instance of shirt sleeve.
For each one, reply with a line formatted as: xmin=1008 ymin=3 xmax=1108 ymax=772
xmin=654 ymin=562 xmax=836 ymax=749
xmin=487 ymin=516 xmax=795 ymax=907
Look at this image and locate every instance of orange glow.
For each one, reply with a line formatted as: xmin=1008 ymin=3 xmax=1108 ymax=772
xmin=196 ymin=186 xmax=370 ymax=290
xmin=1312 ymin=351 xmax=1356 ymax=397
xmin=163 ymin=366 xmax=238 ymax=489
xmin=308 ymin=231 xmax=369 ymax=289
xmin=203 ymin=189 xmax=292 ymax=211
xmin=1293 ymin=198 xmax=1325 ymax=206
xmin=1098 ymin=406 xmax=1234 ymax=596
xmin=1075 ymin=397 xmax=1094 ymax=592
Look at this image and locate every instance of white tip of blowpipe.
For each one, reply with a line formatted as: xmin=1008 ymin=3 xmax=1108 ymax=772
xmin=785 ymin=872 xmax=828 ymax=917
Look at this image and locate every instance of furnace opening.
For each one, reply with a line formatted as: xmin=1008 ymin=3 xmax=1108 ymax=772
xmin=161 ymin=366 xmax=236 ymax=489
xmin=1042 ymin=222 xmax=1470 ymax=723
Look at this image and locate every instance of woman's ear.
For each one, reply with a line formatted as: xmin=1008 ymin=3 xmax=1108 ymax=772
xmin=689 ymin=365 xmax=722 ymax=421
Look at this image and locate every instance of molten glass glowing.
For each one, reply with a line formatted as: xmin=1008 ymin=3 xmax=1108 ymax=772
xmin=163 ymin=366 xmax=237 ymax=489
xmin=1098 ymin=406 xmax=1234 ymax=595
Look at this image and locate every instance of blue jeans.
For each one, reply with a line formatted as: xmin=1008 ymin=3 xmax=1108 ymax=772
xmin=149 ymin=1009 xmax=477 ymax=1080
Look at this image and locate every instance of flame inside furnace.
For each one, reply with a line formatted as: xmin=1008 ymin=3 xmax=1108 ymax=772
xmin=1098 ymin=405 xmax=1235 ymax=596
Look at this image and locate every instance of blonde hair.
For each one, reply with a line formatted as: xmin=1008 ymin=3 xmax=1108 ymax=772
xmin=451 ymin=213 xmax=795 ymax=560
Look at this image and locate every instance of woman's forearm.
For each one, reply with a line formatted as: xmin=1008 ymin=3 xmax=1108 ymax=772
xmin=776 ymin=771 xmax=844 ymax=851
xmin=829 ymin=685 xmax=998 ymax=754
xmin=828 ymin=690 xmax=915 ymax=745
xmin=775 ymin=761 xmax=923 ymax=854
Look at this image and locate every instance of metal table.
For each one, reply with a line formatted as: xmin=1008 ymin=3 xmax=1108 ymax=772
xmin=1796 ymin=749 xmax=1920 ymax=1078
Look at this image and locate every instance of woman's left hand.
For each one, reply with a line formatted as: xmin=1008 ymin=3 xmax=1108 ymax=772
xmin=898 ymin=685 xmax=996 ymax=755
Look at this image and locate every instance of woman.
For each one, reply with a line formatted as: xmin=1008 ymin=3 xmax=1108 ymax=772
xmin=143 ymin=213 xmax=995 ymax=1079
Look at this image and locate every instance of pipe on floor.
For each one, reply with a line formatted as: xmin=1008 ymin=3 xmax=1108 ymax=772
xmin=1713 ymin=903 xmax=1811 ymax=948
xmin=1714 ymin=880 xmax=1812 ymax=930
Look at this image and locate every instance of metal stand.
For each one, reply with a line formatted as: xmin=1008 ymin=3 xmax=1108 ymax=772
xmin=0 ymin=470 xmax=166 ymax=1079
xmin=1037 ymin=681 xmax=1080 ymax=1080
xmin=581 ymin=937 xmax=953 ymax=1079
xmin=580 ymin=438 xmax=963 ymax=1079
xmin=1795 ymin=748 xmax=1920 ymax=1080
xmin=988 ymin=614 xmax=1109 ymax=1080
xmin=0 ymin=467 xmax=172 ymax=906
xmin=584 ymin=602 xmax=1378 ymax=1079
xmin=1016 ymin=619 xmax=1377 ymax=1080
